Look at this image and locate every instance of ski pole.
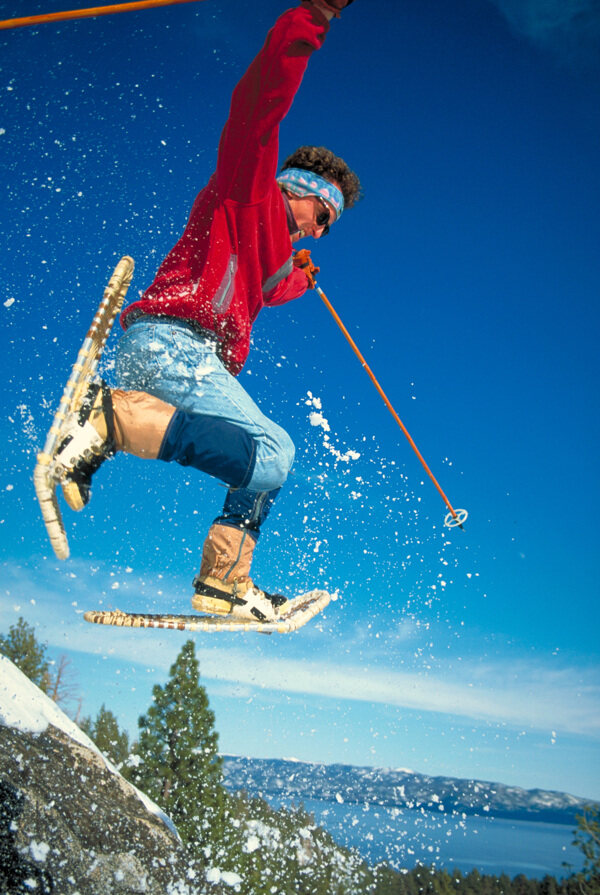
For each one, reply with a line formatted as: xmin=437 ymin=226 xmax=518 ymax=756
xmin=294 ymin=250 xmax=467 ymax=528
xmin=0 ymin=0 xmax=203 ymax=30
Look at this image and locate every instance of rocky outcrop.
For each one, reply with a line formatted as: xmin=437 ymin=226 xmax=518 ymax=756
xmin=0 ymin=659 xmax=228 ymax=895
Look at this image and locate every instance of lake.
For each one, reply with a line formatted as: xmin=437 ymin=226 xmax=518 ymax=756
xmin=268 ymin=796 xmax=584 ymax=879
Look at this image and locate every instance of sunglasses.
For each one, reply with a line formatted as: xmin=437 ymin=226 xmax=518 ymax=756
xmin=315 ymin=196 xmax=332 ymax=236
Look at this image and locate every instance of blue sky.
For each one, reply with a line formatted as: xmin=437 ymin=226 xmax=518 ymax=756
xmin=1 ymin=0 xmax=599 ymax=802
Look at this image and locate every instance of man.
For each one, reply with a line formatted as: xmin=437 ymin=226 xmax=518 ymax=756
xmin=55 ymin=0 xmax=362 ymax=623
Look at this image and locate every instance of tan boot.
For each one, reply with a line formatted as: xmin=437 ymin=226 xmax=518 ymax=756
xmin=192 ymin=524 xmax=287 ymax=622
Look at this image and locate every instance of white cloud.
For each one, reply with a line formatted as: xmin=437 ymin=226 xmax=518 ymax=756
xmin=2 ymin=561 xmax=599 ymax=739
xmin=214 ymin=652 xmax=600 ymax=737
xmin=99 ymin=643 xmax=600 ymax=737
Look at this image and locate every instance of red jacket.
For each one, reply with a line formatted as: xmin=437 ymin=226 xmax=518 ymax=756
xmin=121 ymin=4 xmax=330 ymax=376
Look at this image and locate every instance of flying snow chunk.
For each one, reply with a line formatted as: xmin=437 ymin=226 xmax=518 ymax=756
xmin=309 ymin=411 xmax=330 ymax=432
xmin=244 ymin=834 xmax=260 ymax=853
xmin=29 ymin=841 xmax=50 ymax=863
xmin=4 ymin=298 xmax=15 ymax=308
xmin=206 ymin=868 xmax=242 ymax=887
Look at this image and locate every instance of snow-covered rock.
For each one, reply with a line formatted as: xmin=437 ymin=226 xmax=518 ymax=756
xmin=0 ymin=656 xmax=228 ymax=894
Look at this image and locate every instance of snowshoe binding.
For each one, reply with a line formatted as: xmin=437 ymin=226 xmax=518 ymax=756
xmin=192 ymin=576 xmax=288 ymax=622
xmin=54 ymin=379 xmax=116 ymax=511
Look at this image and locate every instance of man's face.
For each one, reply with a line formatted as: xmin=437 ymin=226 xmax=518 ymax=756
xmin=288 ymin=193 xmax=335 ymax=242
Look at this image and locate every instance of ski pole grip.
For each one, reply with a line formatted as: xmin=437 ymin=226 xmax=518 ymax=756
xmin=293 ymin=249 xmax=320 ymax=289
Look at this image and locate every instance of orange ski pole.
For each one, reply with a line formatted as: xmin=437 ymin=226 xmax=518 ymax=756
xmin=0 ymin=0 xmax=202 ymax=31
xmin=315 ymin=281 xmax=467 ymax=529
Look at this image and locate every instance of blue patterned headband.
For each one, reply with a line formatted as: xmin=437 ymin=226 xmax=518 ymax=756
xmin=276 ymin=167 xmax=344 ymax=221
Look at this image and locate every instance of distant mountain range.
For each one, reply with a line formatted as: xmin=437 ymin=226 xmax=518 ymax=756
xmin=222 ymin=756 xmax=597 ymax=825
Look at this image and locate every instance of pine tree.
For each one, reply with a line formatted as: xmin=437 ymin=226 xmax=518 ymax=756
xmin=539 ymin=876 xmax=559 ymax=895
xmin=125 ymin=640 xmax=227 ymax=856
xmin=513 ymin=874 xmax=539 ymax=895
xmin=0 ymin=617 xmax=50 ymax=692
xmin=572 ymin=806 xmax=600 ymax=894
xmin=81 ymin=704 xmax=130 ymax=766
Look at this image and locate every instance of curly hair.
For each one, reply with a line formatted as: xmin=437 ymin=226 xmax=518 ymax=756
xmin=281 ymin=146 xmax=363 ymax=209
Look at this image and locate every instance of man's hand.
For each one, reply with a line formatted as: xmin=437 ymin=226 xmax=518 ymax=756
xmin=294 ymin=249 xmax=320 ymax=289
xmin=303 ymin=0 xmax=354 ymax=21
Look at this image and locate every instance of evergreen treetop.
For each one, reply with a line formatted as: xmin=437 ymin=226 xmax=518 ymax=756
xmin=0 ymin=617 xmax=50 ymax=692
xmin=81 ymin=704 xmax=130 ymax=767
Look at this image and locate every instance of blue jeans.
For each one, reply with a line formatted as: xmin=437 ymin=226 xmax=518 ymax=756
xmin=115 ymin=319 xmax=295 ymax=539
